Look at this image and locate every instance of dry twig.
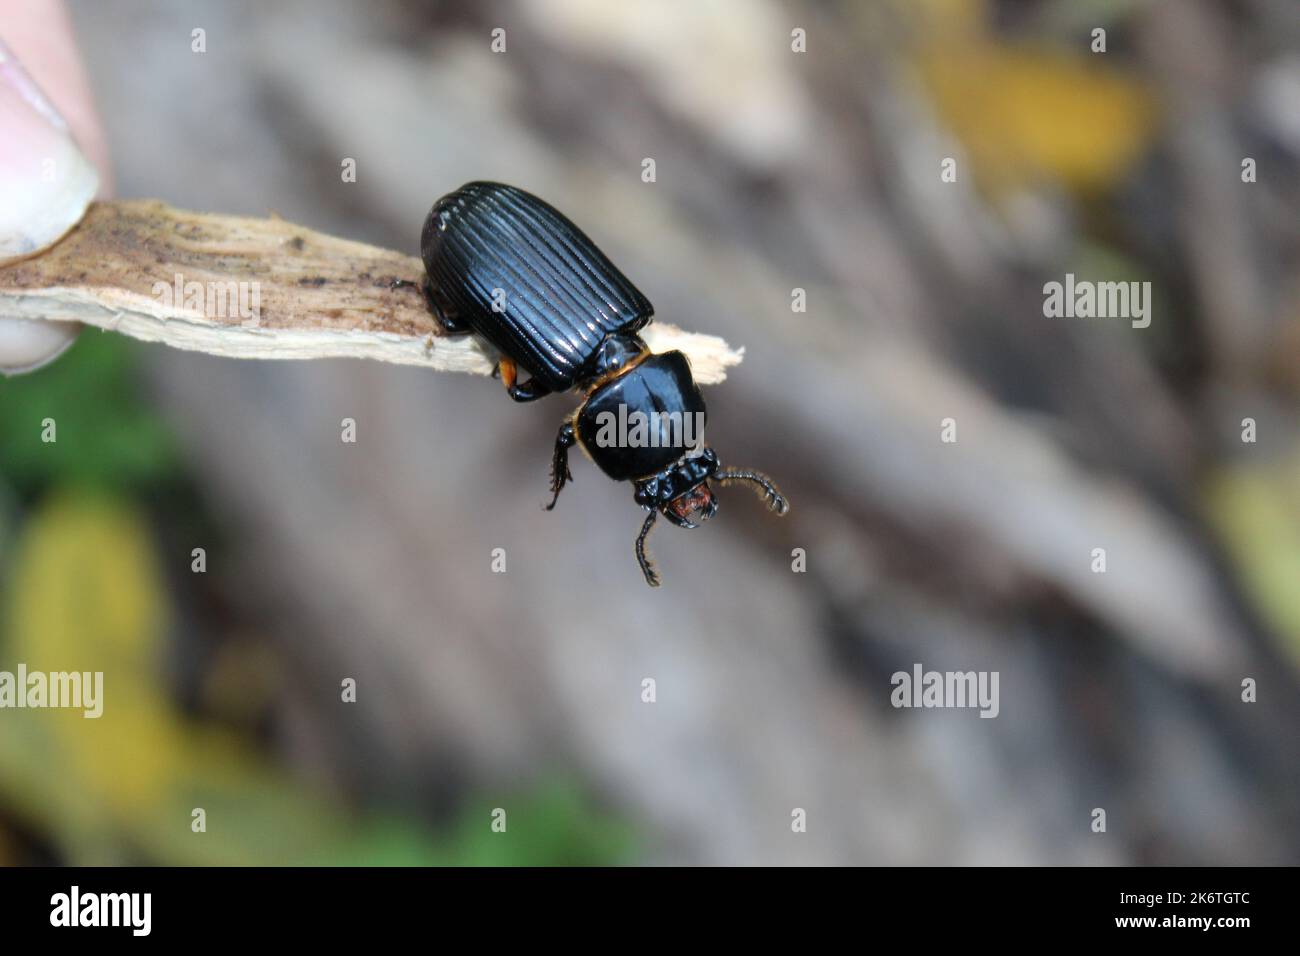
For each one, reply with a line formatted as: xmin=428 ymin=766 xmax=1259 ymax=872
xmin=0 ymin=200 xmax=743 ymax=383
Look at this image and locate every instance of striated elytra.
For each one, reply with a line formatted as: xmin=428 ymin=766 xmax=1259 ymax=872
xmin=419 ymin=181 xmax=788 ymax=587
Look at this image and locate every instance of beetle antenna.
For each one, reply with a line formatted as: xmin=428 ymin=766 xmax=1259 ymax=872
xmin=715 ymin=468 xmax=790 ymax=515
xmin=635 ymin=510 xmax=662 ymax=587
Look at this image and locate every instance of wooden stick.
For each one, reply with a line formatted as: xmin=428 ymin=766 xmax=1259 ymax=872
xmin=0 ymin=200 xmax=744 ymax=383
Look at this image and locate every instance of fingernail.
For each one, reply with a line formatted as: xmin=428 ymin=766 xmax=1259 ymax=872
xmin=0 ymin=38 xmax=98 ymax=263
xmin=0 ymin=316 xmax=78 ymax=375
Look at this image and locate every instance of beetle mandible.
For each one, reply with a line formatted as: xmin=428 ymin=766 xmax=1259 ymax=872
xmin=417 ymin=181 xmax=787 ymax=586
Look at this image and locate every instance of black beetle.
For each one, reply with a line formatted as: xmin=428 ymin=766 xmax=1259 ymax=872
xmin=417 ymin=181 xmax=787 ymax=586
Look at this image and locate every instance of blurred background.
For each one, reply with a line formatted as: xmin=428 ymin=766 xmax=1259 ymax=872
xmin=2 ymin=0 xmax=1299 ymax=865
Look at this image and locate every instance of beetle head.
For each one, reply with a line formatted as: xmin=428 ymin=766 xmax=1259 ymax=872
xmin=633 ymin=447 xmax=720 ymax=529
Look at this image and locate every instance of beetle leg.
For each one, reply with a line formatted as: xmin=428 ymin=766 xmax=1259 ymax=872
xmin=497 ymin=357 xmax=553 ymax=402
xmin=421 ymin=276 xmax=472 ymax=334
xmin=545 ymin=421 xmax=576 ymax=510
xmin=635 ymin=510 xmax=662 ymax=587
xmin=498 ymin=356 xmax=519 ymax=393
xmin=715 ymin=468 xmax=790 ymax=515
xmin=509 ymin=378 xmax=553 ymax=401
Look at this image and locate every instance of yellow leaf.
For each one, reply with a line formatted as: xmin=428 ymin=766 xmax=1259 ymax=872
xmin=8 ymin=492 xmax=165 ymax=669
xmin=918 ymin=44 xmax=1156 ymax=194
xmin=1 ymin=493 xmax=180 ymax=824
xmin=0 ymin=491 xmax=404 ymax=864
xmin=1203 ymin=457 xmax=1300 ymax=667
